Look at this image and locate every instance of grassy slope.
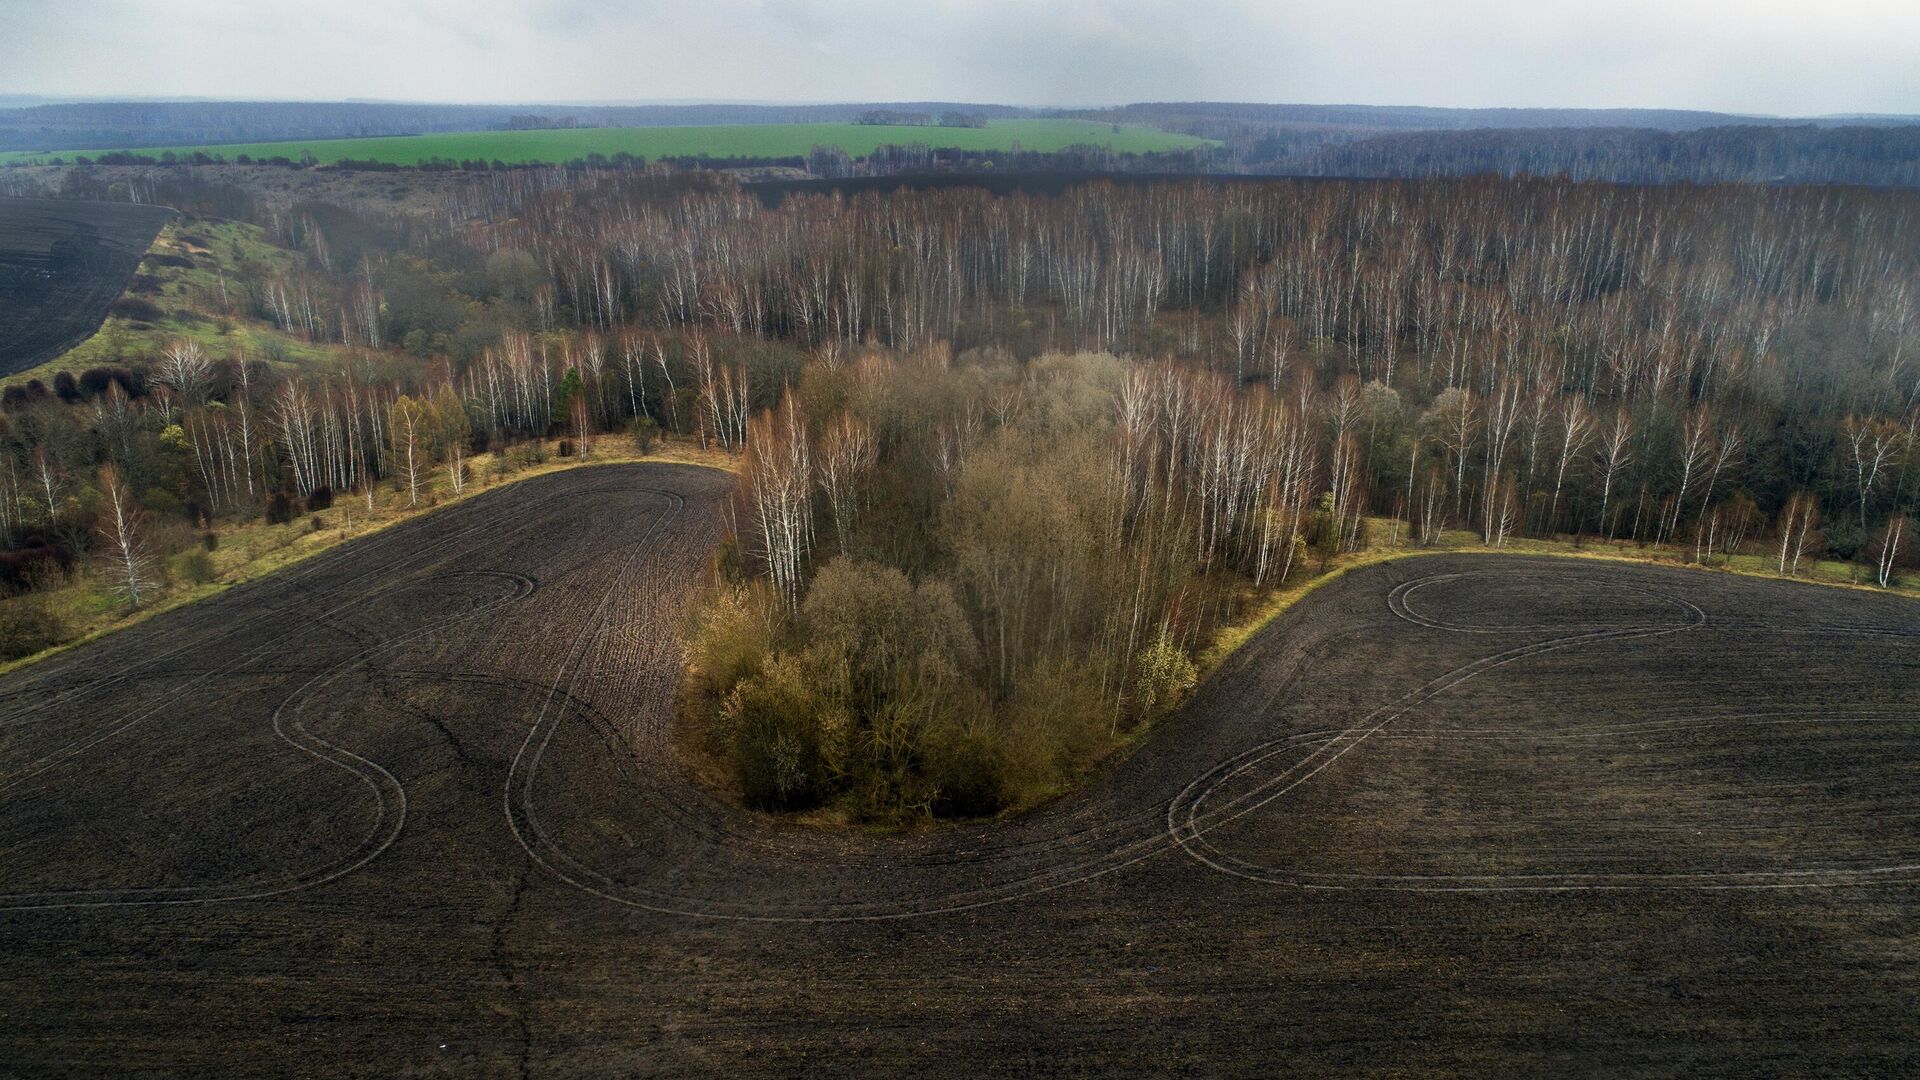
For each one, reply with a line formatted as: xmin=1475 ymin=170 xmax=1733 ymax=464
xmin=5 ymin=217 xmax=336 ymax=388
xmin=0 ymin=120 xmax=1215 ymax=167
xmin=0 ymin=438 xmax=737 ymax=677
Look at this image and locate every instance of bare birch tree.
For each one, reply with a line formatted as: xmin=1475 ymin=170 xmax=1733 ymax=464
xmin=96 ymin=465 xmax=157 ymax=609
xmin=156 ymin=339 xmax=213 ymax=404
xmin=387 ymin=395 xmax=433 ymax=507
xmin=741 ymin=395 xmax=814 ymax=608
xmin=1776 ymin=492 xmax=1821 ymax=577
xmin=1594 ymin=408 xmax=1636 ymax=540
xmin=816 ymin=411 xmax=876 ymax=557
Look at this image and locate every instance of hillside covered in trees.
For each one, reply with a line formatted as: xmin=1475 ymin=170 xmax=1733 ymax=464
xmin=0 ymin=167 xmax=1915 ymax=815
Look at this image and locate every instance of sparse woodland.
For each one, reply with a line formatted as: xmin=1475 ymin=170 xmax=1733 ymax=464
xmin=2 ymin=168 xmax=1917 ymax=817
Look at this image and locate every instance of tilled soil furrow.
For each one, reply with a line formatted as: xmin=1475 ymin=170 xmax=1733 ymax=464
xmin=2 ymin=464 xmax=1917 ymax=1075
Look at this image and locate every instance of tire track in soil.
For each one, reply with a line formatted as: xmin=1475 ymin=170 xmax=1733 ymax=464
xmin=1169 ymin=568 xmax=1920 ymax=892
xmin=7 ymin=474 xmax=1915 ymax=918
xmin=3 ymin=464 xmax=1919 ymax=1075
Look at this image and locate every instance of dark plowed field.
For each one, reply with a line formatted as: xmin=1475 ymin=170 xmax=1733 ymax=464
xmin=0 ymin=196 xmax=173 ymax=375
xmin=3 ymin=463 xmax=1918 ymax=1076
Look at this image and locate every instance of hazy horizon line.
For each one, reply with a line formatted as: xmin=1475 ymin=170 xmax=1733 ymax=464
xmin=4 ymin=94 xmax=1916 ymax=122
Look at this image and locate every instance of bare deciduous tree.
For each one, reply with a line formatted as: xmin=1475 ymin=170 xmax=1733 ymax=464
xmin=1876 ymin=514 xmax=1907 ymax=588
xmin=96 ymin=465 xmax=157 ymax=609
xmin=387 ymin=395 xmax=433 ymax=507
xmin=816 ymin=411 xmax=876 ymax=557
xmin=1594 ymin=408 xmax=1636 ymax=541
xmin=157 ymin=339 xmax=213 ymax=404
xmin=1777 ymin=491 xmax=1821 ymax=577
xmin=741 ymin=396 xmax=814 ymax=608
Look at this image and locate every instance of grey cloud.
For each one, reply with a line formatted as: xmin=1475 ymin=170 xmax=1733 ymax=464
xmin=0 ymin=0 xmax=1915 ymax=115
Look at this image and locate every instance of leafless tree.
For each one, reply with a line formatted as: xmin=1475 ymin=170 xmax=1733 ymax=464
xmin=96 ymin=465 xmax=157 ymax=609
xmin=1843 ymin=415 xmax=1906 ymax=529
xmin=1594 ymin=408 xmax=1636 ymax=540
xmin=1777 ymin=491 xmax=1821 ymax=576
xmin=741 ymin=395 xmax=814 ymax=608
xmin=157 ymin=339 xmax=213 ymax=404
xmin=816 ymin=411 xmax=876 ymax=557
xmin=1545 ymin=397 xmax=1594 ymax=536
xmin=1876 ymin=514 xmax=1906 ymax=587
xmin=387 ymin=395 xmax=433 ymax=507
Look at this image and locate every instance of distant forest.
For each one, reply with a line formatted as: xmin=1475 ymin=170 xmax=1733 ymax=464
xmin=1286 ymin=125 xmax=1920 ymax=187
xmin=1068 ymin=103 xmax=1920 ymax=187
xmin=6 ymin=99 xmax=1919 ymax=187
xmin=1066 ymin=101 xmax=1837 ymax=135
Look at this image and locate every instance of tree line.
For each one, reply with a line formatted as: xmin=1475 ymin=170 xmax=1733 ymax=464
xmin=445 ymin=172 xmax=1917 ymax=559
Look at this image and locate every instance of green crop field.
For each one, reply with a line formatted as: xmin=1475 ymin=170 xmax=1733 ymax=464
xmin=0 ymin=120 xmax=1215 ymax=167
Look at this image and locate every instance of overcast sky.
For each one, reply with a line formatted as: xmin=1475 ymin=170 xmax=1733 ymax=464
xmin=4 ymin=0 xmax=1917 ymax=116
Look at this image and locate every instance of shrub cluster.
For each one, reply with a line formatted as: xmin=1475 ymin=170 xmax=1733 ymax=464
xmin=690 ymin=561 xmax=1014 ymax=817
xmin=0 ymin=594 xmax=67 ymax=660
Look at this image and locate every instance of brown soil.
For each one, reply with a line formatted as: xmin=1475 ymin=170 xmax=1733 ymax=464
xmin=0 ymin=195 xmax=172 ymax=374
xmin=2 ymin=462 xmax=1917 ymax=1075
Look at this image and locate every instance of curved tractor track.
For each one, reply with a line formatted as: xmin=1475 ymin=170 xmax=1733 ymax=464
xmin=3 ymin=463 xmax=1918 ymax=1075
